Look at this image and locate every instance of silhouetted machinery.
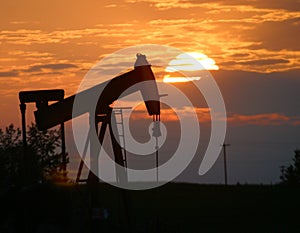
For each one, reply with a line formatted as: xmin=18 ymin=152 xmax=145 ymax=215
xmin=19 ymin=54 xmax=161 ymax=184
xmin=19 ymin=89 xmax=68 ymax=178
xmin=18 ymin=54 xmax=161 ymax=232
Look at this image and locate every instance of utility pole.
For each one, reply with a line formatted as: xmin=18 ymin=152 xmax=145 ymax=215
xmin=222 ymin=143 xmax=230 ymax=185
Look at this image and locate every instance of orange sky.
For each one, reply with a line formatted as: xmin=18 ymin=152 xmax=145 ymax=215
xmin=1 ymin=0 xmax=300 ymax=127
xmin=1 ymin=0 xmax=300 ymax=184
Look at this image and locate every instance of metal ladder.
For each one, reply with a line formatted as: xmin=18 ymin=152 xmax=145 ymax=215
xmin=112 ymin=107 xmax=131 ymax=172
xmin=75 ymin=108 xmax=130 ymax=184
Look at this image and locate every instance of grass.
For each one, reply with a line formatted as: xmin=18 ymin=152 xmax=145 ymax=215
xmin=1 ymin=182 xmax=300 ymax=232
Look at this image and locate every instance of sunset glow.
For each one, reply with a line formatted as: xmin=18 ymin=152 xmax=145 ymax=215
xmin=165 ymin=52 xmax=219 ymax=72
xmin=163 ymin=75 xmax=201 ymax=83
xmin=163 ymin=52 xmax=218 ymax=83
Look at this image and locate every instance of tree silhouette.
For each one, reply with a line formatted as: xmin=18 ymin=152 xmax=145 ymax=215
xmin=0 ymin=123 xmax=68 ymax=186
xmin=280 ymin=149 xmax=300 ymax=185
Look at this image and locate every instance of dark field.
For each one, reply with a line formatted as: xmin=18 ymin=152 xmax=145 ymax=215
xmin=1 ymin=182 xmax=300 ymax=232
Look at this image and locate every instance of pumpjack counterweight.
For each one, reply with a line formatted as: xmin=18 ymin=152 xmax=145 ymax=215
xmin=18 ymin=89 xmax=67 ymax=179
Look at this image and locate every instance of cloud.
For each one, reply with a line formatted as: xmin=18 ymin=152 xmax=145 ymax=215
xmin=9 ymin=21 xmax=39 ymax=25
xmin=124 ymin=0 xmax=300 ymax=72
xmin=220 ymin=59 xmax=290 ymax=67
xmin=0 ymin=63 xmax=78 ymax=79
xmin=217 ymin=49 xmax=300 ymax=72
xmin=8 ymin=50 xmax=53 ymax=58
xmin=128 ymin=106 xmax=212 ymax=123
xmin=145 ymin=15 xmax=299 ymax=72
xmin=124 ymin=104 xmax=300 ymax=126
xmin=211 ymin=69 xmax=300 ymax=116
xmin=125 ymin=0 xmax=198 ymax=10
xmin=105 ymin=4 xmax=117 ymax=8
xmin=126 ymin=0 xmax=300 ymax=14
xmin=228 ymin=53 xmax=251 ymax=58
xmin=1 ymin=0 xmax=299 ymax=76
xmin=0 ymin=29 xmax=54 ymax=45
xmin=0 ymin=28 xmax=106 ymax=45
xmin=9 ymin=21 xmax=28 ymax=25
xmin=244 ymin=18 xmax=300 ymax=51
xmin=227 ymin=113 xmax=300 ymax=126
xmin=26 ymin=63 xmax=78 ymax=73
xmin=246 ymin=0 xmax=300 ymax=12
xmin=0 ymin=71 xmax=19 ymax=77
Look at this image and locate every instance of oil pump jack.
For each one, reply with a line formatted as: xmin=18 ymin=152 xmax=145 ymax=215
xmin=19 ymin=53 xmax=161 ymax=183
xmin=18 ymin=54 xmax=161 ymax=231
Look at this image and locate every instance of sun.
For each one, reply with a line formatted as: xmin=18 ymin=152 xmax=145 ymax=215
xmin=163 ymin=52 xmax=219 ymax=83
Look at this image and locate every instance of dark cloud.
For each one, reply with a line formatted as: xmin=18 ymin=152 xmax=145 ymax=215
xmin=219 ymin=61 xmax=241 ymax=67
xmin=97 ymin=62 xmax=132 ymax=68
xmin=220 ymin=59 xmax=290 ymax=67
xmin=250 ymin=0 xmax=300 ymax=11
xmin=189 ymin=0 xmax=300 ymax=11
xmin=174 ymin=68 xmax=300 ymax=116
xmin=26 ymin=63 xmax=78 ymax=73
xmin=241 ymin=59 xmax=289 ymax=66
xmin=0 ymin=64 xmax=77 ymax=78
xmin=212 ymin=69 xmax=300 ymax=116
xmin=229 ymin=53 xmax=250 ymax=58
xmin=245 ymin=18 xmax=300 ymax=51
xmin=30 ymin=71 xmax=63 ymax=76
xmin=0 ymin=70 xmax=19 ymax=77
